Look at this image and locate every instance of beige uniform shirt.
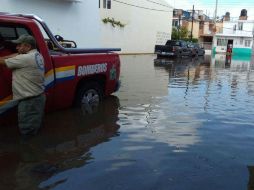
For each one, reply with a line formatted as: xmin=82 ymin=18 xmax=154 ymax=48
xmin=5 ymin=49 xmax=45 ymax=100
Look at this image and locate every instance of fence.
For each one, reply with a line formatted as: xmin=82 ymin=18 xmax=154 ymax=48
xmin=199 ymin=42 xmax=213 ymax=50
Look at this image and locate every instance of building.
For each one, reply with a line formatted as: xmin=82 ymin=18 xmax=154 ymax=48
xmin=172 ymin=9 xmax=198 ymax=38
xmin=172 ymin=8 xmax=223 ymax=50
xmin=99 ymin=0 xmax=173 ymax=53
xmin=213 ymin=10 xmax=254 ymax=56
xmin=1 ymin=0 xmax=173 ymax=54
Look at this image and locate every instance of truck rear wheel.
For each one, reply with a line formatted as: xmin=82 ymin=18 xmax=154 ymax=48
xmin=75 ymin=82 xmax=103 ymax=114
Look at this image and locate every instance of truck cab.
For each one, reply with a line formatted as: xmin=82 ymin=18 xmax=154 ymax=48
xmin=0 ymin=13 xmax=121 ymax=119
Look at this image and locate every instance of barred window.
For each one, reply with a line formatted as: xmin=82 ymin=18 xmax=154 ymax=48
xmin=245 ymin=40 xmax=251 ymax=47
xmin=103 ymin=0 xmax=111 ymax=9
xmin=238 ymin=22 xmax=243 ymax=30
xmin=217 ymin=38 xmax=227 ymax=46
xmin=240 ymin=38 xmax=243 ymax=45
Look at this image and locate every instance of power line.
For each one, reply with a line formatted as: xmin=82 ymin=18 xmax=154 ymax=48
xmin=112 ymin=0 xmax=173 ymax=12
xmin=145 ymin=0 xmax=172 ymax=8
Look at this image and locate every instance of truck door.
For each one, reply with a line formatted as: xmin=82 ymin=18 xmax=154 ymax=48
xmin=0 ymin=24 xmax=31 ymax=111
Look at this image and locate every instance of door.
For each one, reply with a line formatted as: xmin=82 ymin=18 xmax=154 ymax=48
xmin=0 ymin=23 xmax=31 ymax=114
xmin=227 ymin=39 xmax=233 ymax=54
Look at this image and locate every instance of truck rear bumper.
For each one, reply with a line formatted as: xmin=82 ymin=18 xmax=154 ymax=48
xmin=155 ymin=52 xmax=175 ymax=56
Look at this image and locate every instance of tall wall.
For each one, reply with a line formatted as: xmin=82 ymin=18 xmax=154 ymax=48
xmin=222 ymin=20 xmax=254 ymax=36
xmin=1 ymin=0 xmax=173 ymax=53
xmin=0 ymin=0 xmax=101 ymax=48
xmin=100 ymin=0 xmax=173 ymax=53
xmin=186 ymin=21 xmax=199 ymax=39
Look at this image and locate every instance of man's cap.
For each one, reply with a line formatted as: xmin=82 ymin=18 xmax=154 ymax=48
xmin=12 ymin=34 xmax=36 ymax=47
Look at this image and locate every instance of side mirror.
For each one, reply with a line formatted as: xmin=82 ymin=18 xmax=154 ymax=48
xmin=55 ymin=35 xmax=64 ymax=42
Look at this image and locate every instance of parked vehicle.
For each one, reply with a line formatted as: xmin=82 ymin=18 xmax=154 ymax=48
xmin=155 ymin=40 xmax=192 ymax=58
xmin=193 ymin=43 xmax=205 ymax=56
xmin=187 ymin=43 xmax=205 ymax=56
xmin=187 ymin=42 xmax=198 ymax=57
xmin=0 ymin=13 xmax=121 ymax=119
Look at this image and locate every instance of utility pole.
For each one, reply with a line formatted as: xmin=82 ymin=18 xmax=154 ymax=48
xmin=178 ymin=14 xmax=181 ymax=39
xmin=213 ymin=0 xmax=218 ymax=33
xmin=191 ymin=5 xmax=194 ymax=40
xmin=214 ymin=0 xmax=218 ymax=23
xmin=177 ymin=9 xmax=182 ymax=40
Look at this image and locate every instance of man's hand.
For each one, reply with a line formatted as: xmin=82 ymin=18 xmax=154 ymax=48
xmin=0 ymin=53 xmax=18 ymax=66
xmin=0 ymin=57 xmax=6 ymax=66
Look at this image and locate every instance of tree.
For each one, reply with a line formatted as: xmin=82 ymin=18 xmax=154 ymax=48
xmin=171 ymin=27 xmax=179 ymax=40
xmin=171 ymin=26 xmax=188 ymax=40
xmin=179 ymin=26 xmax=188 ymax=39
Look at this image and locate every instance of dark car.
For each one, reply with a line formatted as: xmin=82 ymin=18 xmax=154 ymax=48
xmin=193 ymin=43 xmax=205 ymax=56
xmin=187 ymin=43 xmax=205 ymax=56
xmin=187 ymin=42 xmax=198 ymax=57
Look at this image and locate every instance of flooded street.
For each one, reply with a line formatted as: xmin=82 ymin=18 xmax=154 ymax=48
xmin=1 ymin=54 xmax=254 ymax=190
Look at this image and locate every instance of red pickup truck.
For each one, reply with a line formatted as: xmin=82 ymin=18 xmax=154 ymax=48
xmin=0 ymin=13 xmax=121 ymax=121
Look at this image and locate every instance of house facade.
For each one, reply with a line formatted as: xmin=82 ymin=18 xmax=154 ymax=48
xmin=213 ymin=19 xmax=254 ymax=56
xmin=1 ymin=0 xmax=173 ymax=54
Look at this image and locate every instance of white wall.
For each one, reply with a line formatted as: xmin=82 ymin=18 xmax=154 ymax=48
xmin=0 ymin=0 xmax=101 ymax=48
xmin=213 ymin=35 xmax=253 ymax=54
xmin=100 ymin=0 xmax=173 ymax=53
xmin=223 ymin=20 xmax=254 ymax=36
xmin=1 ymin=0 xmax=173 ymax=53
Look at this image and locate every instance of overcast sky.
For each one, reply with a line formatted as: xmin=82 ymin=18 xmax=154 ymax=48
xmin=165 ymin=0 xmax=254 ymax=20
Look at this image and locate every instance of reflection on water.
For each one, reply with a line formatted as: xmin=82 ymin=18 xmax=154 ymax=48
xmin=1 ymin=55 xmax=254 ymax=190
xmin=0 ymin=96 xmax=120 ymax=190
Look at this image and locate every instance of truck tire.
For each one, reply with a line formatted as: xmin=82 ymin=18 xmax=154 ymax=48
xmin=75 ymin=82 xmax=103 ymax=114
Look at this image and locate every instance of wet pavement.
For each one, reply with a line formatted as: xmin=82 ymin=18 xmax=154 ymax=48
xmin=1 ymin=54 xmax=254 ymax=190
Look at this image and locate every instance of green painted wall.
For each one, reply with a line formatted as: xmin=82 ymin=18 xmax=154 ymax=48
xmin=213 ymin=47 xmax=252 ymax=56
xmin=232 ymin=48 xmax=252 ymax=56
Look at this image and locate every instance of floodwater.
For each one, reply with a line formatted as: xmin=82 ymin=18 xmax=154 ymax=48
xmin=1 ymin=54 xmax=254 ymax=190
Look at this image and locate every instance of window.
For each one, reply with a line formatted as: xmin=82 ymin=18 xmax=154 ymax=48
xmin=103 ymin=0 xmax=111 ymax=9
xmin=233 ymin=24 xmax=236 ymax=31
xmin=245 ymin=40 xmax=251 ymax=47
xmin=166 ymin=40 xmax=180 ymax=46
xmin=107 ymin=0 xmax=111 ymax=9
xmin=172 ymin=20 xmax=178 ymax=27
xmin=0 ymin=25 xmax=30 ymax=40
xmin=0 ymin=24 xmax=31 ymax=54
xmin=238 ymin=22 xmax=243 ymax=30
xmin=217 ymin=38 xmax=227 ymax=46
xmin=217 ymin=39 xmax=222 ymax=46
xmin=181 ymin=41 xmax=187 ymax=47
xmin=240 ymin=38 xmax=243 ymax=45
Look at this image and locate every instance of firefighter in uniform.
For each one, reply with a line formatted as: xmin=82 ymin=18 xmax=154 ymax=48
xmin=0 ymin=34 xmax=45 ymax=136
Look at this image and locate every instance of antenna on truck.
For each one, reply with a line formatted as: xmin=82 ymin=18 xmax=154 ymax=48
xmin=0 ymin=13 xmax=121 ymax=54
